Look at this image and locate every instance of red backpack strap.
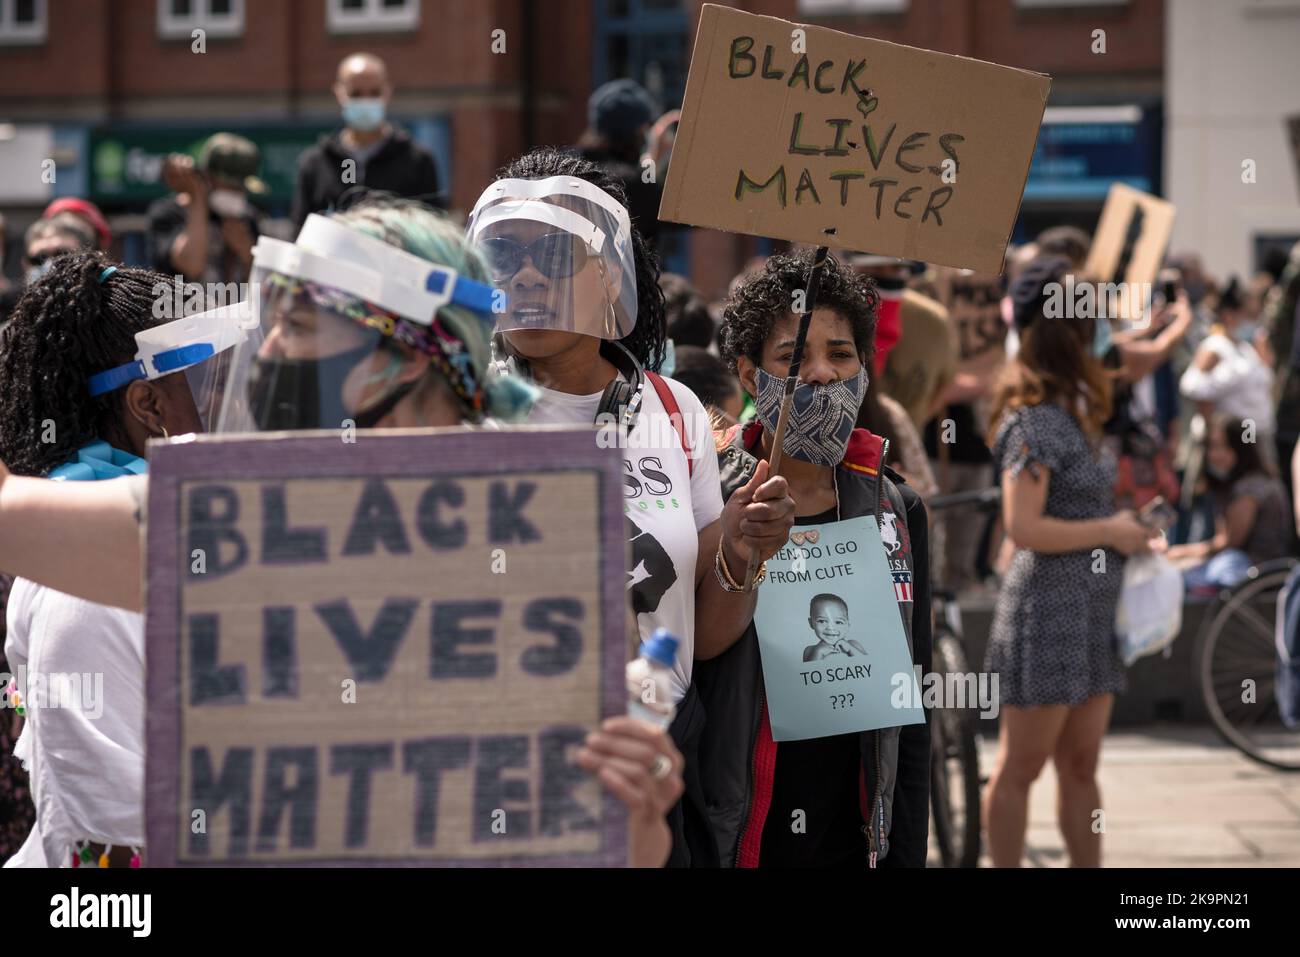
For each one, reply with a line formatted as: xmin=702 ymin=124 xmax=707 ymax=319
xmin=646 ymin=371 xmax=693 ymax=478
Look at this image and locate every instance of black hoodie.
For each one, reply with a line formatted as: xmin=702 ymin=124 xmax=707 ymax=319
xmin=291 ymin=126 xmax=442 ymax=231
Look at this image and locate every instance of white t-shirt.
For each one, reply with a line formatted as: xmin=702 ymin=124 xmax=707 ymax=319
xmin=1179 ymin=332 xmax=1276 ymax=433
xmin=3 ymin=579 xmax=145 ymax=868
xmin=527 ymin=374 xmax=724 ymax=701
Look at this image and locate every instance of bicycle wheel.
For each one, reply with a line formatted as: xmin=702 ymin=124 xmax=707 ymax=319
xmin=929 ymin=629 xmax=983 ymax=866
xmin=1199 ymin=561 xmax=1300 ymax=771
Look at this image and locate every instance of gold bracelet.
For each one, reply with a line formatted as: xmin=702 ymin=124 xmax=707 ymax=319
xmin=717 ymin=537 xmax=766 ymax=592
xmin=713 ymin=550 xmax=742 ymax=592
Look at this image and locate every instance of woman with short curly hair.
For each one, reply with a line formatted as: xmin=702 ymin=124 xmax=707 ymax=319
xmin=693 ymin=249 xmax=933 ymax=868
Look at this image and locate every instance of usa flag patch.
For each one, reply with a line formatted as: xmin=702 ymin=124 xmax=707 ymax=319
xmin=892 ymin=570 xmax=913 ymax=603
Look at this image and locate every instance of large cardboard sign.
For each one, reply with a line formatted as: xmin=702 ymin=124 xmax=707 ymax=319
xmin=144 ymin=428 xmax=628 ymax=867
xmin=659 ymin=4 xmax=1051 ymax=274
xmin=1083 ymin=182 xmax=1176 ymax=318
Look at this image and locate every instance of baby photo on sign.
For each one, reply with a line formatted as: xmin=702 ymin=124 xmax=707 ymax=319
xmin=802 ymin=593 xmax=869 ymax=662
xmin=755 ymin=515 xmax=923 ymax=742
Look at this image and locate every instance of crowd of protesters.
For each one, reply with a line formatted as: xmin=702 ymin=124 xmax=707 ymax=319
xmin=2 ymin=59 xmax=1299 ymax=871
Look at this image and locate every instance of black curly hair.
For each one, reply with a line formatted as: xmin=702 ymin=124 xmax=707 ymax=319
xmin=718 ymin=250 xmax=879 ymax=374
xmin=0 ymin=251 xmax=165 ymax=476
xmin=497 ymin=147 xmax=667 ymax=371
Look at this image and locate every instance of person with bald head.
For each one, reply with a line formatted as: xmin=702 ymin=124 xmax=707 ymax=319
xmin=291 ymin=52 xmax=443 ymax=230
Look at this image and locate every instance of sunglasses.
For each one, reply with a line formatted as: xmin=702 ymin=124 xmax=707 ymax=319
xmin=478 ymin=233 xmax=589 ymax=281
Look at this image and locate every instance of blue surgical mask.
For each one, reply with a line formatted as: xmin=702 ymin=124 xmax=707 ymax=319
xmin=1232 ymin=320 xmax=1259 ymax=344
xmin=659 ymin=339 xmax=677 ymax=379
xmin=342 ymin=97 xmax=386 ymax=132
xmin=1092 ymin=315 xmax=1113 ymax=358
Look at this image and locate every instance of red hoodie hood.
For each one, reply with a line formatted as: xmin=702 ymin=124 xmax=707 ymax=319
xmin=723 ymin=421 xmax=885 ymax=477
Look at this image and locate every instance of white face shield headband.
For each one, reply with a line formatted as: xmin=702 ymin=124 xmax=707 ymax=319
xmin=211 ymin=214 xmax=501 ymax=434
xmin=466 ymin=176 xmax=638 ymax=341
xmin=87 ymin=300 xmax=253 ymax=432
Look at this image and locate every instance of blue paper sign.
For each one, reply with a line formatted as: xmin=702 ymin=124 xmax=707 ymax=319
xmin=753 ymin=515 xmax=924 ymax=742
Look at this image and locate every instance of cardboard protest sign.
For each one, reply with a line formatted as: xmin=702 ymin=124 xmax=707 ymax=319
xmin=1083 ymin=182 xmax=1176 ymax=320
xmin=144 ymin=428 xmax=628 ymax=867
xmin=754 ymin=516 xmax=923 ymax=742
xmin=931 ymin=267 xmax=1007 ymax=362
xmin=659 ymin=4 xmax=1051 ymax=274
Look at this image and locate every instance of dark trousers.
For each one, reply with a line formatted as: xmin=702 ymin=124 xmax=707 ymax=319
xmin=665 ymin=683 xmax=719 ymax=867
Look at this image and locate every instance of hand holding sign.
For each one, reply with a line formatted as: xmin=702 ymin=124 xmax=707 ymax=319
xmin=575 ymin=716 xmax=684 ymax=868
xmin=721 ymin=458 xmax=796 ymax=565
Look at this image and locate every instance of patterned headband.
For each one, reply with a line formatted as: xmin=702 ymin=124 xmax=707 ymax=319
xmin=265 ymin=272 xmax=485 ymax=418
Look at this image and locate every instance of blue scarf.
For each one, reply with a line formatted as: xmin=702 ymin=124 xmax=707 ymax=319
xmin=46 ymin=440 xmax=148 ymax=481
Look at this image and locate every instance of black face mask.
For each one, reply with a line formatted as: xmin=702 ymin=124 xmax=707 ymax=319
xmin=247 ymin=343 xmax=422 ymax=431
xmin=247 ymin=343 xmax=374 ymax=431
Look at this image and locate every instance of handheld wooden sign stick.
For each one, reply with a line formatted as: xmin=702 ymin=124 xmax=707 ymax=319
xmin=743 ymin=244 xmax=829 ymax=589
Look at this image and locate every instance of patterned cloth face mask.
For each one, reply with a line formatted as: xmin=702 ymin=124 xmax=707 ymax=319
xmin=752 ymin=366 xmax=868 ymax=466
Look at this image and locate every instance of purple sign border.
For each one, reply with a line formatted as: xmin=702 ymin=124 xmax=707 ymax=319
xmin=144 ymin=427 xmax=628 ymax=867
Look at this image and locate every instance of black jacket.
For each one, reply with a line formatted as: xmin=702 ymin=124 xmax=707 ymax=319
xmin=577 ymin=146 xmax=663 ymax=250
xmin=692 ymin=423 xmax=933 ymax=867
xmin=291 ymin=127 xmax=442 ymax=231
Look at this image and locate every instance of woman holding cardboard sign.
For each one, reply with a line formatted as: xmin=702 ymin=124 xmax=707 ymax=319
xmin=0 ymin=201 xmax=686 ymax=868
xmin=468 ymin=149 xmax=796 ymax=867
xmin=692 ymin=250 xmax=932 ymax=868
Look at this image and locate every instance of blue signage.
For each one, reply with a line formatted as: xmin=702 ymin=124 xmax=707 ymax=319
xmin=1024 ymin=108 xmax=1159 ymax=201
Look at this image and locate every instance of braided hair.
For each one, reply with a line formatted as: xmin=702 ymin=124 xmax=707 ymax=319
xmin=497 ymin=147 xmax=668 ymax=371
xmin=0 ymin=252 xmax=164 ymax=476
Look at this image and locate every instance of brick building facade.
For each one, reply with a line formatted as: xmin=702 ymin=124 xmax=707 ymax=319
xmin=1 ymin=0 xmax=1165 ymax=296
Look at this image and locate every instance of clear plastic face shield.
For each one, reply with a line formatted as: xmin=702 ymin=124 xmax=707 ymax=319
xmin=211 ymin=213 xmax=498 ymax=433
xmin=87 ymin=301 xmax=253 ymax=433
xmin=466 ymin=176 xmax=638 ymax=347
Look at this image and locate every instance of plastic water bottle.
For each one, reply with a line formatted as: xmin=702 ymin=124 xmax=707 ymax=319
xmin=626 ymin=628 xmax=679 ymax=729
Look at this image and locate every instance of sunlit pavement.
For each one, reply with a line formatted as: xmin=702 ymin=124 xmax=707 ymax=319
xmin=929 ymin=725 xmax=1300 ymax=868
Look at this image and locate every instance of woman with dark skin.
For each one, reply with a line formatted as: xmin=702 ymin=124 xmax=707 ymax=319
xmin=471 ymin=151 xmax=796 ymax=865
xmin=0 ymin=253 xmax=210 ymax=867
xmin=693 ymin=251 xmax=933 ymax=868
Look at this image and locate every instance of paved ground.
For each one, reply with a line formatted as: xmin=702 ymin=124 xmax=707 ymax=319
xmin=929 ymin=724 xmax=1300 ymax=868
